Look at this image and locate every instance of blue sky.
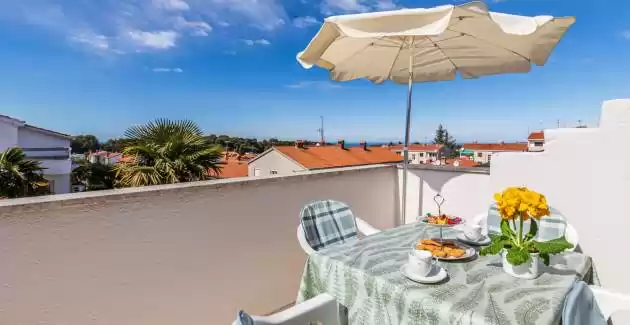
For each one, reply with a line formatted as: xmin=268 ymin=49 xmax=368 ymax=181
xmin=0 ymin=0 xmax=629 ymax=143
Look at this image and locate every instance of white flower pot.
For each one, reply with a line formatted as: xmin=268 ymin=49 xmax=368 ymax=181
xmin=501 ymin=250 xmax=541 ymax=279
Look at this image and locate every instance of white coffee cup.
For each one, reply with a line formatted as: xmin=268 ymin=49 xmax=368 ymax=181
xmin=463 ymin=225 xmax=484 ymax=241
xmin=408 ymin=250 xmax=437 ymax=276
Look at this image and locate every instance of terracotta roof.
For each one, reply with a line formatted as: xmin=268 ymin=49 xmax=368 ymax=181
xmin=528 ymin=131 xmax=544 ymax=141
xmin=461 ymin=143 xmax=528 ymax=152
xmin=390 ymin=144 xmax=443 ymax=152
xmin=91 ymin=151 xmax=122 ymax=158
xmin=274 ymin=145 xmax=403 ymax=170
xmin=445 ymin=158 xmax=477 ymax=168
xmin=209 ymin=158 xmax=249 ymax=178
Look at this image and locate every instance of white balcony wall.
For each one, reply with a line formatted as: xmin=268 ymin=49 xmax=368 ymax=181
xmin=17 ymin=127 xmax=71 ymax=149
xmin=399 ymin=166 xmax=491 ymax=224
xmin=0 ymin=166 xmax=398 ymax=325
xmin=491 ymin=99 xmax=630 ymax=315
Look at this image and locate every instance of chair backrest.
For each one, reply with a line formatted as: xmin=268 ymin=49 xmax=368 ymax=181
xmin=487 ymin=204 xmax=573 ymax=242
xmin=590 ymin=285 xmax=630 ymax=321
xmin=300 ymin=200 xmax=358 ymax=251
xmin=234 ymin=293 xmax=341 ymax=325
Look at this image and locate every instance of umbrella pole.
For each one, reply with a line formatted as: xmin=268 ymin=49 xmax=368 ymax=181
xmin=401 ymin=38 xmax=414 ymax=226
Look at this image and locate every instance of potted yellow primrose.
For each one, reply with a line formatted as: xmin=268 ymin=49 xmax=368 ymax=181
xmin=480 ymin=187 xmax=573 ymax=279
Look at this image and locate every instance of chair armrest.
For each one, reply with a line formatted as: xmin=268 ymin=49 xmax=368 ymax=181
xmin=297 ymin=224 xmax=316 ymax=256
xmin=254 ymin=293 xmax=341 ymax=325
xmin=356 ymin=218 xmax=381 ymax=236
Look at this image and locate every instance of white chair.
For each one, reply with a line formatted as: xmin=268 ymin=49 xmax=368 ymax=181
xmin=233 ymin=293 xmax=341 ymax=325
xmin=589 ymin=285 xmax=630 ymax=322
xmin=297 ymin=200 xmax=381 ymax=255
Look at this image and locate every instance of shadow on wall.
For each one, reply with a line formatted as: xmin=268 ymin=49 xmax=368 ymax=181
xmin=419 ymin=171 xmax=462 ymax=214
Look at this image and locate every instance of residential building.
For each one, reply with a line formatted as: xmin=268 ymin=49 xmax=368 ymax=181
xmin=248 ymin=140 xmax=403 ymax=177
xmin=0 ymin=114 xmax=72 ymax=194
xmin=527 ymin=131 xmax=545 ymax=152
xmin=208 ymin=152 xmax=253 ymax=179
xmin=389 ymin=144 xmax=448 ymax=164
xmin=460 ymin=142 xmax=528 ymax=164
xmin=88 ymin=151 xmax=122 ymax=165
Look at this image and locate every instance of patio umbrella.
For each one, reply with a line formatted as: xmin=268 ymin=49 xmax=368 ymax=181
xmin=296 ymin=1 xmax=575 ymax=225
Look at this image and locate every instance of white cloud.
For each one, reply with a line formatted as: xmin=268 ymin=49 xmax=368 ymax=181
xmin=204 ymin=0 xmax=287 ymax=30
xmin=153 ymin=67 xmax=184 ymax=72
xmin=217 ymin=21 xmax=230 ymax=27
xmin=223 ymin=50 xmax=237 ymax=55
xmin=176 ymin=17 xmax=212 ymax=36
xmin=622 ymin=30 xmax=630 ymax=40
xmin=286 ymin=81 xmax=343 ymax=89
xmin=243 ymin=38 xmax=271 ymax=46
xmin=293 ymin=16 xmax=319 ymax=28
xmin=69 ymin=33 xmax=109 ymax=50
xmin=322 ymin=0 xmax=401 ymax=14
xmin=128 ymin=30 xmax=178 ymax=49
xmin=153 ymin=0 xmax=190 ymax=11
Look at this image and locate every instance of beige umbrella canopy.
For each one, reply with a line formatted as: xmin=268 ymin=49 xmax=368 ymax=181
xmin=297 ymin=1 xmax=575 ymax=224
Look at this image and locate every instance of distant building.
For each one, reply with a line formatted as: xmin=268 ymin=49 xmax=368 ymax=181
xmin=460 ymin=142 xmax=528 ymax=165
xmin=208 ymin=152 xmax=254 ymax=179
xmin=0 ymin=115 xmax=72 ymax=194
xmin=389 ymin=144 xmax=449 ymax=164
xmin=527 ymin=131 xmax=545 ymax=152
xmin=88 ymin=151 xmax=122 ymax=165
xmin=248 ymin=140 xmax=403 ymax=177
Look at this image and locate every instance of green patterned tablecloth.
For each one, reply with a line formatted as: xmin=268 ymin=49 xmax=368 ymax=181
xmin=297 ymin=223 xmax=592 ymax=325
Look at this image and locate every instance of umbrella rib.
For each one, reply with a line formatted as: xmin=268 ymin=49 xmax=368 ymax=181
xmin=450 ymin=29 xmax=532 ymax=63
xmin=385 ymin=40 xmax=407 ymax=81
xmin=425 ymin=37 xmax=476 ymax=78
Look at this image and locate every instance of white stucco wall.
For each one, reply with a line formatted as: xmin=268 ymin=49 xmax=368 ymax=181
xmin=43 ymin=173 xmax=71 ymax=194
xmin=491 ymin=99 xmax=630 ymax=308
xmin=399 ymin=166 xmax=491 ymax=224
xmin=0 ymin=118 xmax=19 ymax=151
xmin=17 ymin=127 xmax=70 ymax=149
xmin=0 ymin=166 xmax=398 ymax=325
xmin=248 ymin=149 xmax=305 ymax=176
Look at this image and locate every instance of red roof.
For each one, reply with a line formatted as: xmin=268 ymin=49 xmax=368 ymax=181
xmin=209 ymin=157 xmax=249 ymax=179
xmin=528 ymin=131 xmax=544 ymax=141
xmin=274 ymin=145 xmax=403 ymax=170
xmin=390 ymin=144 xmax=442 ymax=152
xmin=445 ymin=158 xmax=477 ymax=168
xmin=461 ymin=143 xmax=527 ymax=152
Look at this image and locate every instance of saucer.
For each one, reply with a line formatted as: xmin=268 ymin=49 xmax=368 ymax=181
xmin=400 ymin=264 xmax=448 ymax=284
xmin=456 ymin=233 xmax=491 ymax=246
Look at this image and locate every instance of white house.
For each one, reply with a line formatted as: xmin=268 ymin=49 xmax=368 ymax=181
xmin=460 ymin=142 xmax=528 ymax=164
xmin=389 ymin=144 xmax=448 ymax=164
xmin=248 ymin=140 xmax=403 ymax=177
xmin=527 ymin=131 xmax=545 ymax=152
xmin=88 ymin=151 xmax=122 ymax=165
xmin=0 ymin=114 xmax=72 ymax=194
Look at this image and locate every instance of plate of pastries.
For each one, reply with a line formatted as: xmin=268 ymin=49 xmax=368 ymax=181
xmin=415 ymin=239 xmax=476 ymax=261
xmin=421 ymin=213 xmax=464 ymax=227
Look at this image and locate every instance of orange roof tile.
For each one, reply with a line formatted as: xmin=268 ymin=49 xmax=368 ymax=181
xmin=461 ymin=143 xmax=527 ymax=152
xmin=274 ymin=145 xmax=403 ymax=170
xmin=528 ymin=131 xmax=544 ymax=141
xmin=445 ymin=158 xmax=477 ymax=168
xmin=390 ymin=144 xmax=443 ymax=152
xmin=209 ymin=158 xmax=249 ymax=179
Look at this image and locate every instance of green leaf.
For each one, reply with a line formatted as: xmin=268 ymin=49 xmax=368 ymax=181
xmin=480 ymin=236 xmax=509 ymax=256
xmin=525 ymin=219 xmax=538 ymax=242
xmin=532 ymin=237 xmax=574 ymax=255
xmin=540 ymin=252 xmax=550 ymax=266
xmin=500 ymin=219 xmax=515 ymax=238
xmin=506 ymin=246 xmax=531 ymax=266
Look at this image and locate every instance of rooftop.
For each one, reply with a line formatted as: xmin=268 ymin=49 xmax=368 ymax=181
xmin=390 ymin=144 xmax=443 ymax=152
xmin=528 ymin=131 xmax=545 ymax=141
xmin=461 ymin=142 xmax=528 ymax=152
xmin=271 ymin=144 xmax=403 ymax=170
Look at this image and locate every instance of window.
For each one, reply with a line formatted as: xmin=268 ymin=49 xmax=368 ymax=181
xmin=254 ymin=168 xmax=261 ymax=176
xmin=270 ymin=170 xmax=278 ymax=175
xmin=488 ymin=154 xmax=492 ymax=162
xmin=411 ymin=154 xmax=417 ymax=161
xmin=534 ymin=141 xmax=543 ymax=147
xmin=477 ymin=152 xmax=483 ymax=158
xmin=419 ymin=152 xmax=424 ymax=157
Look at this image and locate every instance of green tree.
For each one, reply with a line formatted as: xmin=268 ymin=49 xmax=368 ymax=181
xmin=100 ymin=138 xmax=126 ymax=152
xmin=114 ymin=119 xmax=223 ymax=187
xmin=433 ymin=124 xmax=458 ymax=158
xmin=71 ymin=135 xmax=100 ymax=154
xmin=0 ymin=148 xmax=48 ymax=198
xmin=72 ymin=161 xmax=115 ymax=190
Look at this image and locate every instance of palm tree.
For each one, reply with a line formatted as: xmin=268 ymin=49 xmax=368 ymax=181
xmin=114 ymin=119 xmax=223 ymax=187
xmin=72 ymin=160 xmax=115 ymax=190
xmin=0 ymin=147 xmax=47 ymax=198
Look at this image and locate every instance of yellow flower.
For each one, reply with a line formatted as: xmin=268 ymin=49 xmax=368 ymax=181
xmin=494 ymin=187 xmax=549 ymax=221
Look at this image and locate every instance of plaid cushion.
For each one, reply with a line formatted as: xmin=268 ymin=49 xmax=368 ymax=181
xmin=487 ymin=204 xmax=567 ymax=241
xmin=300 ymin=200 xmax=358 ymax=251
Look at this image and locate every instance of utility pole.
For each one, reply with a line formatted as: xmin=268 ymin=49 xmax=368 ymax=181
xmin=557 ymin=119 xmax=560 ymax=128
xmin=317 ymin=116 xmax=325 ymax=146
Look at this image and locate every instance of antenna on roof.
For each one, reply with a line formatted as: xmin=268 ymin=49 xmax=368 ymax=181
xmin=317 ymin=116 xmax=325 ymax=146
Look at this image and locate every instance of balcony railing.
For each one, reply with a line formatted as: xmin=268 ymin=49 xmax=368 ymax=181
xmin=22 ymin=147 xmax=70 ymax=160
